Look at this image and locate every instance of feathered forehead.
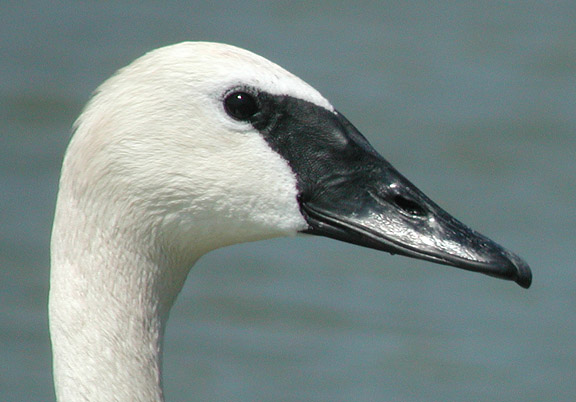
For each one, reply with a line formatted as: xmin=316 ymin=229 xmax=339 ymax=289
xmin=134 ymin=41 xmax=334 ymax=112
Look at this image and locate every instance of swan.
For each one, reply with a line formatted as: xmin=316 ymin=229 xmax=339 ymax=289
xmin=50 ymin=41 xmax=531 ymax=401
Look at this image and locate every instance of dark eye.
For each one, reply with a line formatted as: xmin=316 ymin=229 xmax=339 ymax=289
xmin=224 ymin=91 xmax=259 ymax=121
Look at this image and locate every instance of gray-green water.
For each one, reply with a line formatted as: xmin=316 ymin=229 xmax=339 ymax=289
xmin=2 ymin=2 xmax=575 ymax=401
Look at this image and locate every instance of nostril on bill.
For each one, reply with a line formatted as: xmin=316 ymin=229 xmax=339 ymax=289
xmin=393 ymin=195 xmax=427 ymax=217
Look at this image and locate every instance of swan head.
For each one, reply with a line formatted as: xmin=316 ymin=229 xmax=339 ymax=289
xmin=58 ymin=41 xmax=531 ymax=287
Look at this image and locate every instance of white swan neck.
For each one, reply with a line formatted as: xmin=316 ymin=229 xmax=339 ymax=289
xmin=49 ymin=201 xmax=196 ymax=401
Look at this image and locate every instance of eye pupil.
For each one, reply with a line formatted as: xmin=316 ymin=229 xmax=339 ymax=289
xmin=224 ymin=91 xmax=259 ymax=120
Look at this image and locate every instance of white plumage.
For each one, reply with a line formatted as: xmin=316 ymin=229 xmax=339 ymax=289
xmin=51 ymin=42 xmax=324 ymax=401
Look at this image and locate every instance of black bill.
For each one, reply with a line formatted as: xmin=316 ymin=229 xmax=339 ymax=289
xmin=250 ymin=92 xmax=532 ymax=288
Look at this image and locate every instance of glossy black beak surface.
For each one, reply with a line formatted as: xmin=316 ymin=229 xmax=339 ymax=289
xmin=252 ymin=93 xmax=532 ymax=288
xmin=298 ymin=113 xmax=532 ymax=289
xmin=299 ymin=166 xmax=532 ymax=288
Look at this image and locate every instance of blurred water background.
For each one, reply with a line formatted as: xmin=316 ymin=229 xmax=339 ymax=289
xmin=1 ymin=1 xmax=575 ymax=401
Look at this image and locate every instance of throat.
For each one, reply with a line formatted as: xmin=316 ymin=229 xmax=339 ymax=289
xmin=49 ymin=223 xmax=196 ymax=401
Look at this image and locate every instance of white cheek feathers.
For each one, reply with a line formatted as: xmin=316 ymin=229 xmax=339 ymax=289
xmin=63 ymin=42 xmax=320 ymax=258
